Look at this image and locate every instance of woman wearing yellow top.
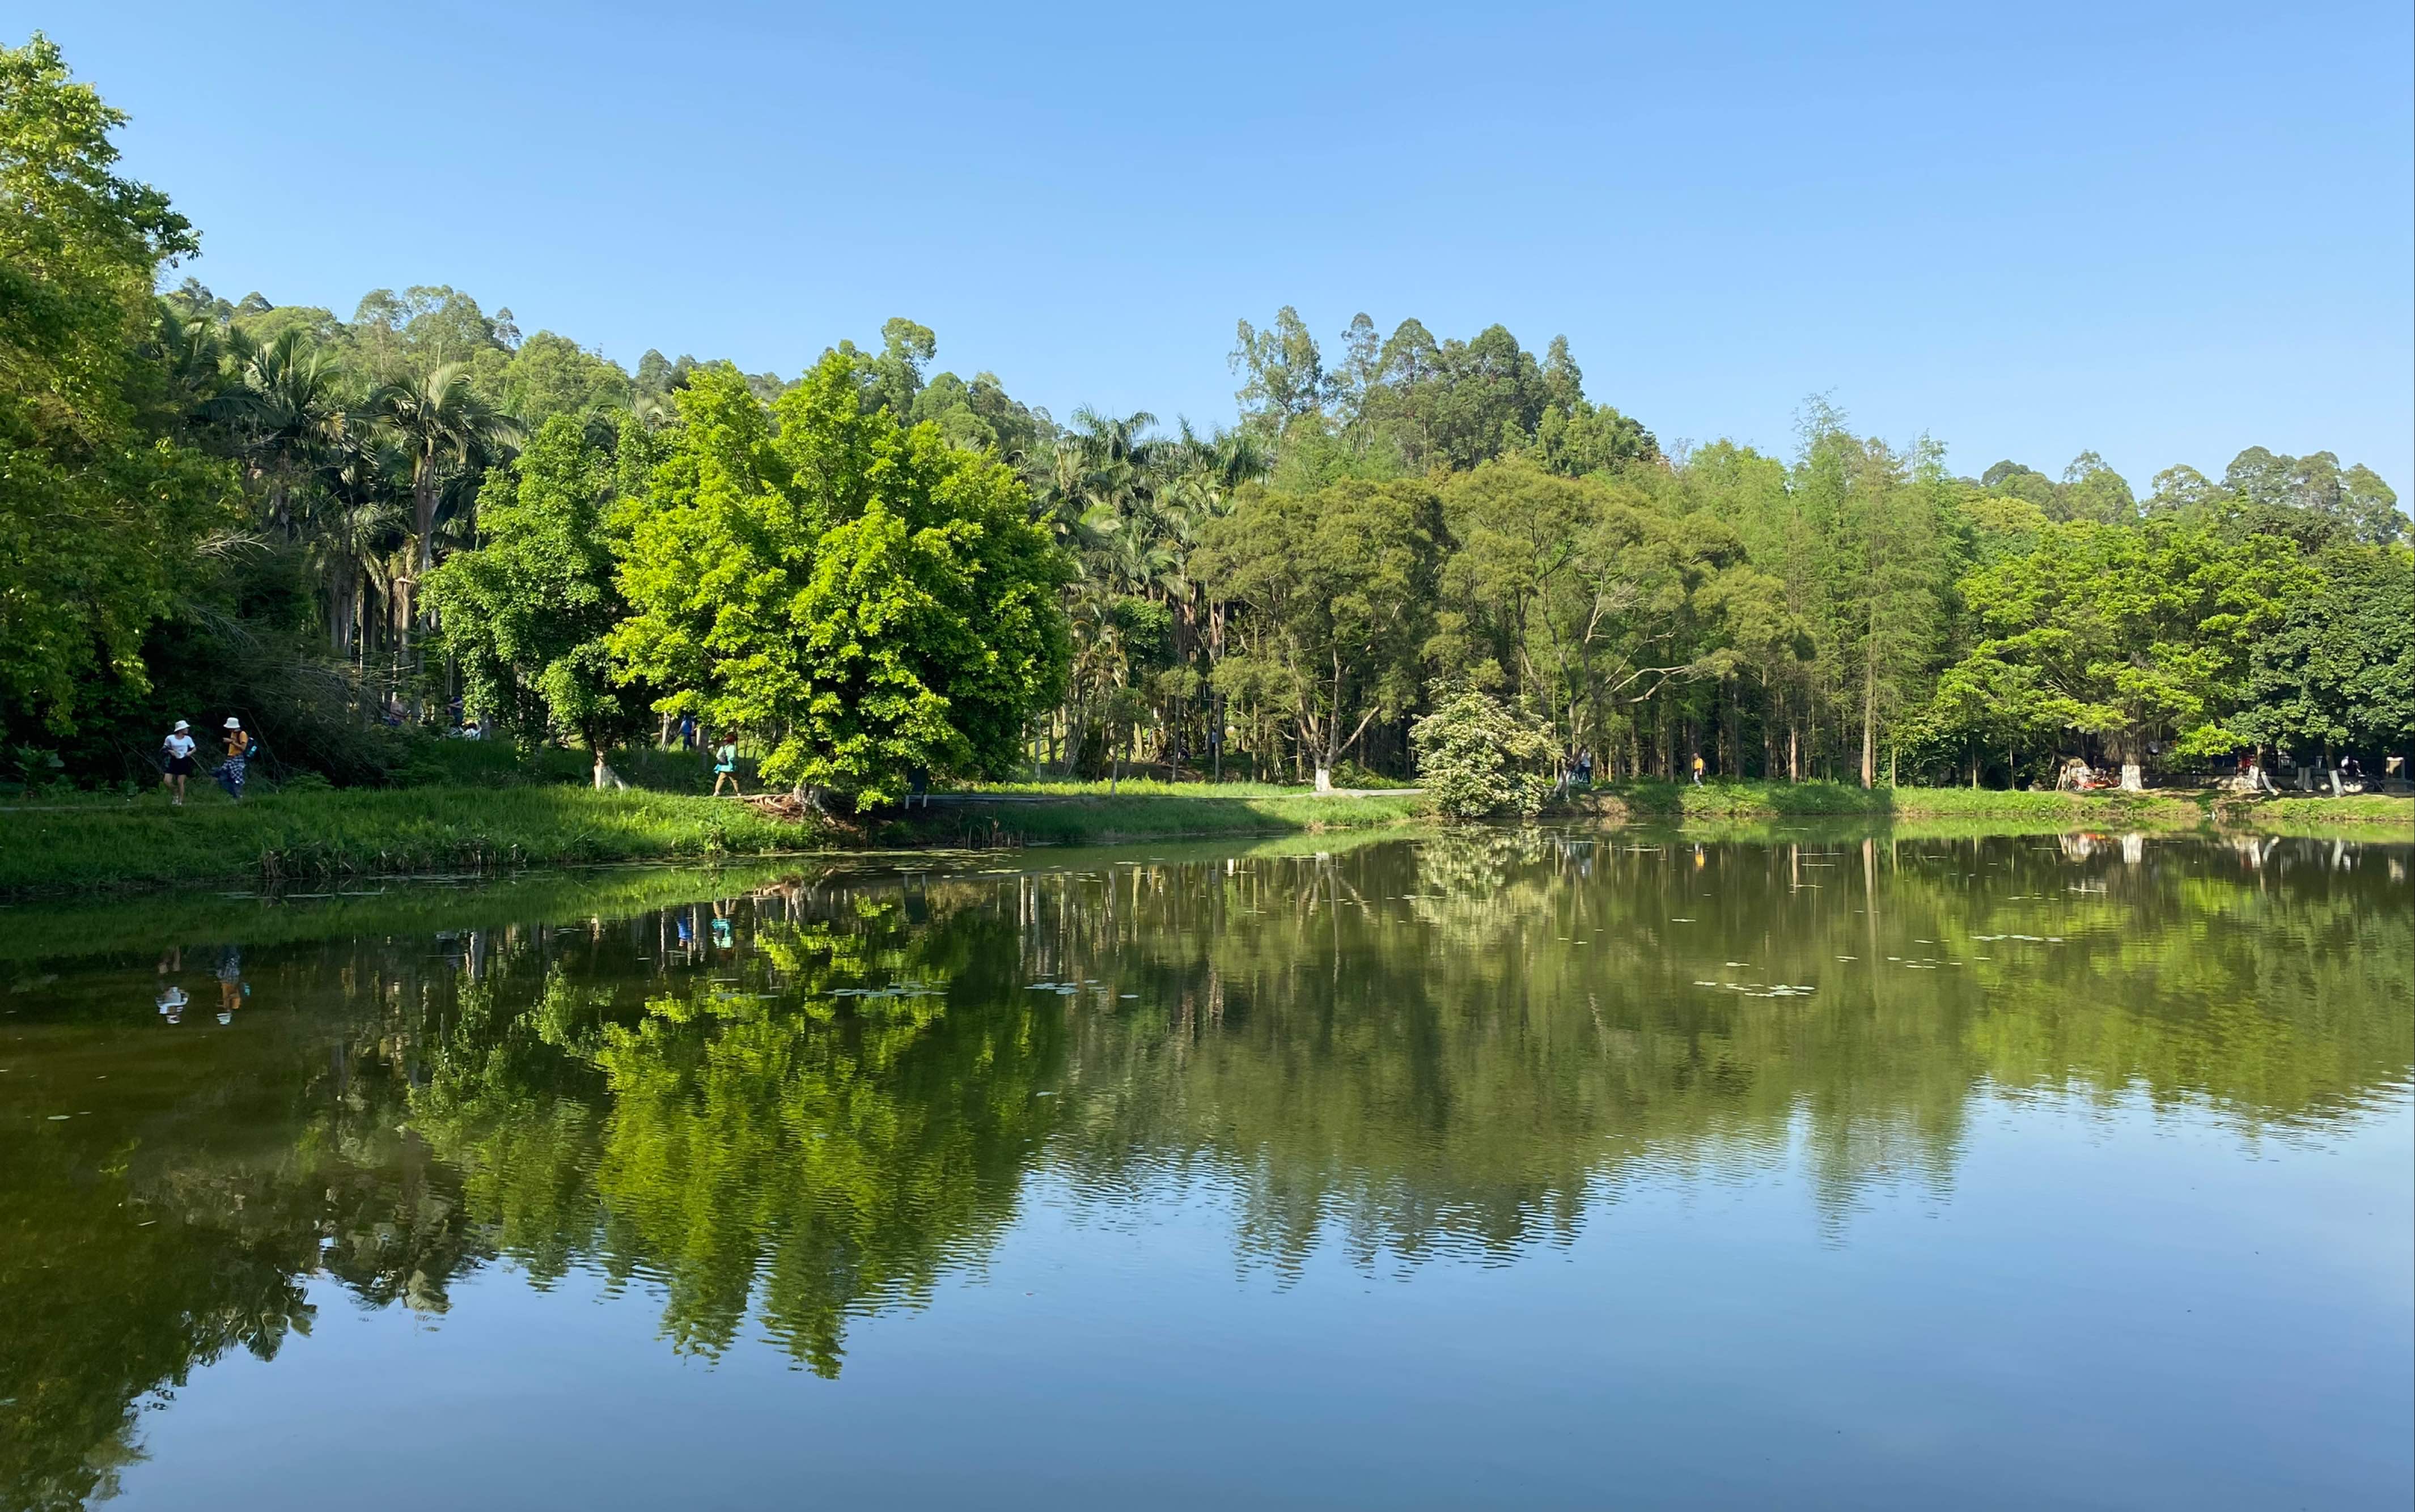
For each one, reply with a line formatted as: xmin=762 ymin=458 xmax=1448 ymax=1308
xmin=217 ymin=717 xmax=252 ymax=801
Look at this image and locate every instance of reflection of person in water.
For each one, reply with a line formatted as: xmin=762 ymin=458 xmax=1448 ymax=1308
xmin=215 ymin=945 xmax=248 ymax=1025
xmin=711 ymin=902 xmax=734 ymax=949
xmin=155 ymin=945 xmax=187 ymax=1023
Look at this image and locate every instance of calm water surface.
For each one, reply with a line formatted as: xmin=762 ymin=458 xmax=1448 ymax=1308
xmin=4 ymin=830 xmax=2410 ymax=1510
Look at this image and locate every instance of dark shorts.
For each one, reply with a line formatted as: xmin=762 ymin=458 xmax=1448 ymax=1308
xmin=166 ymin=755 xmax=195 ymax=776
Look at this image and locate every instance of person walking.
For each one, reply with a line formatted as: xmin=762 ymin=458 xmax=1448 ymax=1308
xmin=160 ymin=720 xmax=197 ymax=805
xmin=216 ymin=717 xmax=252 ymax=801
xmin=711 ymin=734 xmax=742 ymax=797
xmin=1690 ymin=752 xmax=1705 ymax=786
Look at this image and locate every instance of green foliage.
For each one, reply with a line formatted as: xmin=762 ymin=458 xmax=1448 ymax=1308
xmin=426 ymin=414 xmax=642 ymax=762
xmin=1411 ymin=688 xmax=1556 ymax=819
xmin=609 ymin=355 xmax=1071 ymax=806
xmin=1196 ymin=476 xmax=1442 ymax=780
xmin=0 ymin=783 xmax=835 ymax=895
xmin=0 ymin=34 xmax=237 ymax=725
xmin=2237 ymin=542 xmax=2415 ymax=753
xmin=481 ymin=330 xmax=632 ymax=427
xmin=1938 ymin=517 xmax=2313 ymax=760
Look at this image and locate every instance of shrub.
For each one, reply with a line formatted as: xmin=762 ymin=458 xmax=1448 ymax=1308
xmin=1411 ymin=689 xmax=1556 ymax=820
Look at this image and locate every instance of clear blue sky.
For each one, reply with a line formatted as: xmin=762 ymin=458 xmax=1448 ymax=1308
xmin=35 ymin=1 xmax=2415 ymax=492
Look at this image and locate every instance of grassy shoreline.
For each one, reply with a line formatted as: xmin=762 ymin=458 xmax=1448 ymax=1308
xmin=0 ymin=783 xmax=1429 ymax=898
xmin=2 ymin=779 xmax=2403 ymax=900
xmin=1566 ymin=779 xmax=2415 ymax=829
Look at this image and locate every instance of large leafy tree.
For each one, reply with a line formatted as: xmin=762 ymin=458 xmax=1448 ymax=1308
xmin=1938 ymin=518 xmax=2312 ymax=769
xmin=0 ymin=33 xmax=235 ymax=728
xmin=1194 ymin=477 xmax=1442 ymax=789
xmin=426 ymin=414 xmax=645 ymax=784
xmin=609 ymin=354 xmax=1070 ymax=807
xmin=2236 ymin=542 xmax=2415 ymax=757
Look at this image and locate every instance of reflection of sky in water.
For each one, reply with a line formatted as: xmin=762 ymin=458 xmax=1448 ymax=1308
xmin=3 ymin=831 xmax=2409 ymax=1511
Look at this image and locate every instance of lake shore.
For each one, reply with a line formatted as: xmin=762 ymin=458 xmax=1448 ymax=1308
xmin=2 ymin=779 xmax=2403 ymax=900
xmin=0 ymin=782 xmax=1430 ymax=898
xmin=1566 ymin=779 xmax=2415 ymax=830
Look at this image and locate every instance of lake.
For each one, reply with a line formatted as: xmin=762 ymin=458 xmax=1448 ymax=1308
xmin=4 ymin=829 xmax=2409 ymax=1511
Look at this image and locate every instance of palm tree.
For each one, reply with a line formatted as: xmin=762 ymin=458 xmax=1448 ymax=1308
xmin=371 ymin=360 xmax=519 ymax=580
xmin=152 ymin=304 xmax=226 ymax=422
xmin=209 ymin=328 xmax=345 ymax=537
xmin=309 ymin=428 xmax=410 ymax=661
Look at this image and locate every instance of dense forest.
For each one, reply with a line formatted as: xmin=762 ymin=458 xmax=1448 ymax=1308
xmin=5 ymin=33 xmax=2409 ymax=803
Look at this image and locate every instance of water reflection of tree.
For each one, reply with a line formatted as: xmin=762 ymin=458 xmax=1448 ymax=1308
xmin=2 ymin=977 xmax=479 ymax=1512
xmin=409 ymin=894 xmax=1065 ymax=1377
xmin=1038 ymin=833 xmax=2412 ymax=1263
xmin=6 ymin=836 xmax=2408 ymax=1505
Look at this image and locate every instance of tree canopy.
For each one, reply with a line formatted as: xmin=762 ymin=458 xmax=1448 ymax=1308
xmin=608 ymin=355 xmax=1069 ymax=806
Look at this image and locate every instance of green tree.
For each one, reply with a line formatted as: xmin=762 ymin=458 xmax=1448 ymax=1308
xmin=485 ymin=330 xmax=633 ymax=428
xmin=1229 ymin=306 xmax=1327 ymax=435
xmin=1195 ymin=477 xmax=1442 ymax=789
xmin=2056 ymin=451 xmax=2136 ymax=523
xmin=207 ymin=326 xmax=343 ymax=536
xmin=2237 ymin=542 xmax=2415 ymax=758
xmin=1942 ymin=518 xmax=2313 ymax=777
xmin=609 ymin=354 xmax=1070 ymax=806
xmin=426 ymin=415 xmax=645 ymax=784
xmin=1412 ymin=687 xmax=1556 ymax=818
xmin=1797 ymin=411 xmax=1950 ymax=786
xmin=370 ymin=358 xmax=519 ymax=606
xmin=0 ymin=33 xmax=235 ymax=728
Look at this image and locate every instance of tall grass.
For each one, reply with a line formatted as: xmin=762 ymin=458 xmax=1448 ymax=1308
xmin=0 ymin=786 xmax=833 ymax=897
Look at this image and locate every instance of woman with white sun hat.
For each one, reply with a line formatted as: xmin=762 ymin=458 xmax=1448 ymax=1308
xmin=160 ymin=719 xmax=197 ymax=805
xmin=215 ymin=716 xmax=252 ymax=801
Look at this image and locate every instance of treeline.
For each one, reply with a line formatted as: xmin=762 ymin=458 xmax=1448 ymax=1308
xmin=4 ymin=33 xmax=2409 ymax=800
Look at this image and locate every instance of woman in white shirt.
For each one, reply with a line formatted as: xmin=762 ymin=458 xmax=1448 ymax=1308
xmin=160 ymin=719 xmax=197 ymax=805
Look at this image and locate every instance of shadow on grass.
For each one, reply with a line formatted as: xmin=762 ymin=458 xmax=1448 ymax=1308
xmin=875 ymin=789 xmax=1427 ymax=847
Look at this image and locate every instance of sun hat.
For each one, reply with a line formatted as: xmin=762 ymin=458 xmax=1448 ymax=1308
xmin=223 ymin=717 xmax=242 ymax=729
xmin=173 ymin=719 xmax=189 ymax=731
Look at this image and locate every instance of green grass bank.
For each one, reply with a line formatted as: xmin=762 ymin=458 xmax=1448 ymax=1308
xmin=1570 ymin=779 xmax=2414 ymax=830
xmin=0 ymin=782 xmax=1430 ymax=898
xmin=3 ymin=778 xmax=2402 ymax=900
xmin=879 ymin=783 xmax=1426 ymax=850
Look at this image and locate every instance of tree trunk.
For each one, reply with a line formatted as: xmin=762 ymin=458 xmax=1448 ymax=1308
xmin=1859 ymin=652 xmax=1878 ymax=789
xmin=415 ymin=466 xmax=439 ymax=574
xmin=329 ymin=562 xmax=355 ymax=655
